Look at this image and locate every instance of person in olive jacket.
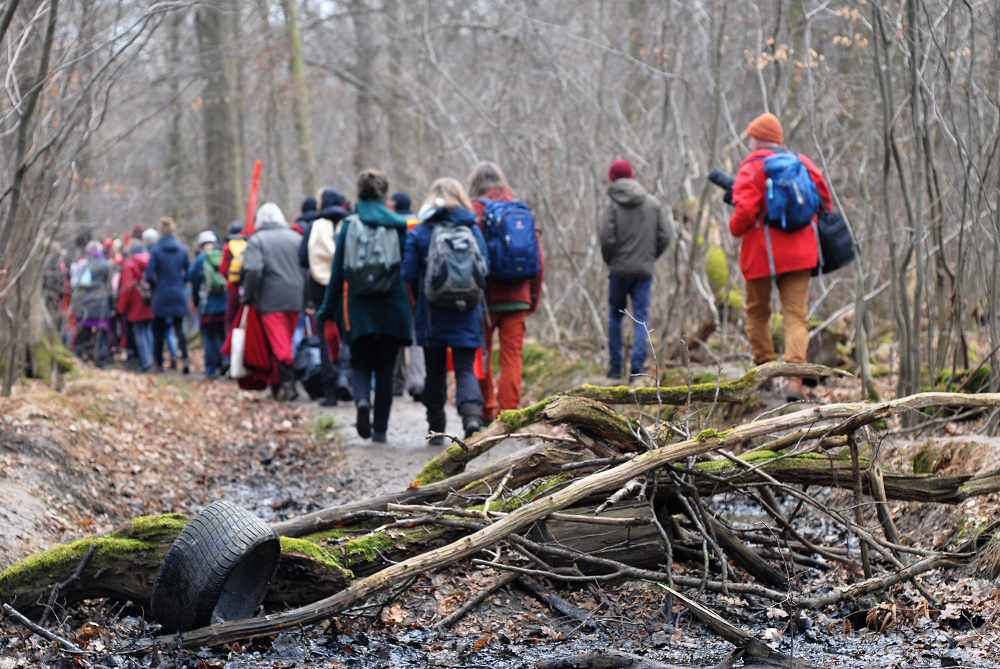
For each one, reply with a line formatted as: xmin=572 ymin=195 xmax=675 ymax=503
xmin=599 ymin=159 xmax=672 ymax=381
xmin=318 ymin=170 xmax=411 ymax=443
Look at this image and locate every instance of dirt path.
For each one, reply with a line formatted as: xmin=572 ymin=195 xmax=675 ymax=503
xmin=298 ymin=391 xmax=522 ymax=502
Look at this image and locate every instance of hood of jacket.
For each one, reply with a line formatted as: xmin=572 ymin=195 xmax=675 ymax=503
xmin=255 ymin=202 xmax=288 ymax=231
xmin=157 ymin=235 xmax=186 ymax=255
xmin=608 ymin=178 xmax=648 ymax=208
xmin=355 ymin=200 xmax=407 ymax=228
xmin=421 ymin=205 xmax=477 ymax=228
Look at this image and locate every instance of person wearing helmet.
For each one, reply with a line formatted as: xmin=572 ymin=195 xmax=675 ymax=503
xmin=188 ymin=230 xmax=228 ymax=377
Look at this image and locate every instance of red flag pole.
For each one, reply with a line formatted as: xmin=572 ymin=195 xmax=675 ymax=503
xmin=243 ymin=159 xmax=263 ymax=235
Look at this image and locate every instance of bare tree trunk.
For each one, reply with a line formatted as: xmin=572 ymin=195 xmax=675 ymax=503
xmin=351 ymin=0 xmax=378 ymax=174
xmin=281 ymin=0 xmax=317 ymax=197
xmin=196 ymin=0 xmax=245 ymax=232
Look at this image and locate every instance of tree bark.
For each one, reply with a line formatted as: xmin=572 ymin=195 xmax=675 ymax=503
xmin=281 ymin=0 xmax=316 ymax=197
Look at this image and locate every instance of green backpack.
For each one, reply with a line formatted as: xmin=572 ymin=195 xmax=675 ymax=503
xmin=203 ymin=249 xmax=227 ymax=295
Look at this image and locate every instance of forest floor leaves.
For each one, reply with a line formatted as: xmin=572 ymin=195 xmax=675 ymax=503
xmin=1 ymin=360 xmax=999 ymax=667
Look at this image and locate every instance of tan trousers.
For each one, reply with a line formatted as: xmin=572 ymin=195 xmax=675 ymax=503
xmin=744 ymin=270 xmax=810 ymax=365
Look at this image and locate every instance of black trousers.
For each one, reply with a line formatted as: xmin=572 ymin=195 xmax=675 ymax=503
xmin=350 ymin=334 xmax=401 ymax=433
xmin=152 ymin=317 xmax=188 ymax=368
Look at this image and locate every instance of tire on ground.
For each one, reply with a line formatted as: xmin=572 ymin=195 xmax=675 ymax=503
xmin=150 ymin=499 xmax=281 ymax=632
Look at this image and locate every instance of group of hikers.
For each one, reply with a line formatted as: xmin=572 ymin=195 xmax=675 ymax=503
xmin=53 ymin=111 xmax=841 ymax=441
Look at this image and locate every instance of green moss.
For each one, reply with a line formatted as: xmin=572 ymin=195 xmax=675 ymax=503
xmin=696 ymin=428 xmax=721 ymax=442
xmin=302 ymin=529 xmax=353 ymax=543
xmin=279 ymin=537 xmax=353 ymax=578
xmin=497 ymin=397 xmax=554 ymax=432
xmin=30 ymin=333 xmax=76 ymax=384
xmin=332 ymin=532 xmax=396 ymax=565
xmin=692 ymin=450 xmax=858 ymax=476
xmin=912 ymin=446 xmax=944 ymax=475
xmin=314 ymin=415 xmax=336 ymax=442
xmin=113 ymin=513 xmax=188 ymax=540
xmin=704 ymin=245 xmax=743 ymax=310
xmin=0 ymin=537 xmax=156 ymax=591
xmin=412 ymin=442 xmax=468 ymax=487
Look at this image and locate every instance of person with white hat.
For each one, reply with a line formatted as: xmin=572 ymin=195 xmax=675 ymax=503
xmin=188 ymin=229 xmax=229 ymax=378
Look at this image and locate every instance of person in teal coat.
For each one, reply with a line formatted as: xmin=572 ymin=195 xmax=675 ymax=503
xmin=318 ymin=169 xmax=412 ymax=443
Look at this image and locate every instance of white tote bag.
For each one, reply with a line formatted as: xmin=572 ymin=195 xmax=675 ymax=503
xmin=229 ymin=307 xmax=250 ymax=379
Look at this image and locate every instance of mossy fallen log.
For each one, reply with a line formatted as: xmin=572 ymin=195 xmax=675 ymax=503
xmin=567 ymin=361 xmax=851 ymax=406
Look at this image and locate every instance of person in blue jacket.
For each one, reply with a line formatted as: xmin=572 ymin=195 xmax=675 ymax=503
xmin=144 ymin=216 xmax=191 ymax=374
xmin=401 ymin=177 xmax=489 ymax=444
xmin=188 ymin=230 xmax=229 ymax=378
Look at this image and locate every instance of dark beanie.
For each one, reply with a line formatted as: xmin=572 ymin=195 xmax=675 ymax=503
xmin=609 ymin=159 xmax=634 ymax=182
xmin=301 ymin=197 xmax=318 ymax=214
xmin=391 ymin=192 xmax=411 ymax=213
xmin=228 ymin=220 xmax=244 ymax=236
xmin=320 ymin=188 xmax=346 ymax=210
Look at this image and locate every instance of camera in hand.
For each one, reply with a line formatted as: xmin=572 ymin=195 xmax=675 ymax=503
xmin=707 ymin=169 xmax=735 ymax=205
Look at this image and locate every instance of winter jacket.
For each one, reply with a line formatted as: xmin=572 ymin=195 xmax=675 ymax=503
xmin=318 ymin=200 xmax=412 ymax=347
xmin=401 ymin=206 xmax=488 ymax=350
xmin=241 ymin=213 xmax=305 ymax=315
xmin=144 ymin=235 xmax=190 ymax=319
xmin=116 ymin=249 xmax=153 ymax=322
xmin=299 ymin=191 xmax=350 ymax=306
xmin=600 ymin=179 xmax=671 ymax=279
xmin=71 ymin=253 xmax=113 ymax=322
xmin=188 ymin=251 xmax=228 ymax=320
xmin=471 ymin=186 xmax=545 ymax=312
xmin=729 ymin=148 xmax=833 ymax=280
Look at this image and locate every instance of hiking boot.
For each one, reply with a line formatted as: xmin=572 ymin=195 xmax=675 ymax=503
xmin=409 ymin=386 xmax=423 ymax=403
xmin=319 ymin=394 xmax=338 ymax=408
xmin=337 ymin=377 xmax=354 ymax=402
xmin=372 ymin=431 xmax=388 ymax=443
xmin=356 ymin=402 xmax=372 ymax=439
xmin=785 ymin=377 xmax=805 ymax=402
xmin=182 ymin=359 xmax=190 ymax=375
xmin=277 ymin=362 xmax=299 ymax=401
xmin=428 ymin=435 xmax=446 ymax=446
xmin=607 ymin=365 xmax=622 ymax=380
xmin=169 ymin=357 xmax=178 ymax=370
xmin=463 ymin=416 xmax=483 ymax=439
xmin=459 ymin=402 xmax=484 ymax=439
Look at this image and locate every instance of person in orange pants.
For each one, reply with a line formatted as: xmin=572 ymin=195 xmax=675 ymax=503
xmin=468 ymin=162 xmax=544 ymax=423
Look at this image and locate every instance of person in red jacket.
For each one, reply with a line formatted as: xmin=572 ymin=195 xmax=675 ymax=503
xmin=116 ymin=230 xmax=159 ymax=371
xmin=729 ymin=112 xmax=832 ymax=400
xmin=469 ymin=162 xmax=544 ymax=423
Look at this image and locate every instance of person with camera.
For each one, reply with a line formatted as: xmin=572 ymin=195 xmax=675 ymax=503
xmin=726 ymin=112 xmax=832 ymax=400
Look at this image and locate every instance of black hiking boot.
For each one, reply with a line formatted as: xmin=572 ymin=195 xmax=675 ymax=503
xmin=277 ymin=362 xmax=299 ymax=402
xmin=372 ymin=431 xmax=388 ymax=443
xmin=459 ymin=402 xmax=484 ymax=439
xmin=356 ymin=401 xmax=371 ymax=439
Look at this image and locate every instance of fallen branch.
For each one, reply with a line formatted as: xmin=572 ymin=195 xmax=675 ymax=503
xmin=157 ymin=391 xmax=1000 ymax=648
xmin=433 ymin=571 xmax=518 ymax=630
xmin=566 ymin=362 xmax=851 ymax=405
xmin=3 ymin=603 xmax=84 ymax=654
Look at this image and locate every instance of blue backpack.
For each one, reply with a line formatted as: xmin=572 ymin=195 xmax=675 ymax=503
xmin=756 ymin=151 xmax=819 ymax=232
xmin=478 ymin=199 xmax=540 ymax=281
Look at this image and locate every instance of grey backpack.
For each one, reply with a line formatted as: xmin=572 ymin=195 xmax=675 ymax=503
xmin=424 ymin=222 xmax=487 ymax=312
xmin=342 ymin=214 xmax=402 ymax=297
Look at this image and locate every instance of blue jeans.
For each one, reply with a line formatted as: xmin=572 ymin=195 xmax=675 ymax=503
xmin=133 ymin=320 xmax=154 ymax=371
xmin=607 ymin=274 xmax=652 ymax=372
xmin=202 ymin=321 xmax=225 ymax=376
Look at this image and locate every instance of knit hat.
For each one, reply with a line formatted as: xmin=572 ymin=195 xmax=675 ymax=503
xmin=391 ymin=192 xmax=411 ymax=214
xmin=131 ymin=225 xmax=145 ymax=239
xmin=746 ymin=112 xmax=784 ymax=145
xmin=608 ymin=159 xmax=634 ymax=182
xmin=197 ymin=230 xmax=218 ymax=248
xmin=227 ymin=221 xmax=244 ymax=236
xmin=301 ymin=197 xmax=318 ymax=215
xmin=141 ymin=229 xmax=160 ymax=247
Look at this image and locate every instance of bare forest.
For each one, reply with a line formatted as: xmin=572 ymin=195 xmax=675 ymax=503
xmin=0 ymin=0 xmax=995 ymax=388
xmin=3 ymin=1 xmax=1000 ymax=667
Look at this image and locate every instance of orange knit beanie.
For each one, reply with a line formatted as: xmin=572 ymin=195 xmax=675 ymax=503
xmin=746 ymin=112 xmax=783 ymax=145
